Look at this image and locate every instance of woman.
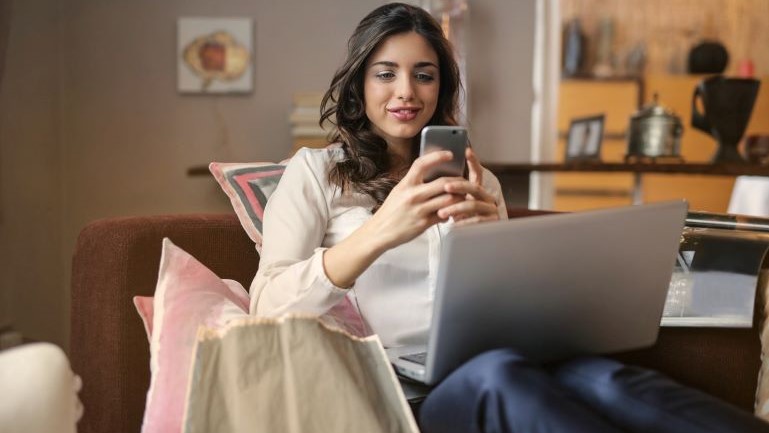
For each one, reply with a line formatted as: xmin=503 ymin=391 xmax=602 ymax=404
xmin=251 ymin=3 xmax=505 ymax=349
xmin=252 ymin=3 xmax=769 ymax=433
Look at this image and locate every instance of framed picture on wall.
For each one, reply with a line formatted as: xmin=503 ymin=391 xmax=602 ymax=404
xmin=177 ymin=17 xmax=254 ymax=94
xmin=565 ymin=114 xmax=605 ymax=161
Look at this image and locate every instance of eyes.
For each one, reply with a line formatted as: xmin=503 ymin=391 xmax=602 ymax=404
xmin=374 ymin=70 xmax=436 ymax=83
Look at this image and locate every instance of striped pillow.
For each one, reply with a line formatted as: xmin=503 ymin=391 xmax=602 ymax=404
xmin=209 ymin=161 xmax=287 ymax=252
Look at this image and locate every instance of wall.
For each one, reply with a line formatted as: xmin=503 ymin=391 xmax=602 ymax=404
xmin=467 ymin=0 xmax=535 ymax=161
xmin=0 ymin=0 xmax=537 ymax=349
xmin=0 ymin=0 xmax=11 ymax=329
xmin=0 ymin=0 xmax=62 ymax=343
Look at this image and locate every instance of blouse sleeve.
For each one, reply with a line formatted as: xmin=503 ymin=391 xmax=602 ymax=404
xmin=481 ymin=166 xmax=509 ymax=220
xmin=249 ymin=148 xmax=349 ymax=316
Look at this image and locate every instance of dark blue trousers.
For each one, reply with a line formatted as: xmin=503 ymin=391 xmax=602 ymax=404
xmin=419 ymin=348 xmax=769 ymax=433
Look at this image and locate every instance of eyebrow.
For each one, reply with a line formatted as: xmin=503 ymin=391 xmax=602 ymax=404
xmin=369 ymin=60 xmax=439 ymax=69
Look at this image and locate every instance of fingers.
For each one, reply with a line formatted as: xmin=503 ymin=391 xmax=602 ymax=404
xmin=403 ymin=150 xmax=454 ymax=184
xmin=437 ymin=177 xmax=499 ymax=222
xmin=466 ymin=147 xmax=483 ymax=185
xmin=406 ymin=176 xmax=466 ymax=204
xmin=443 ymin=179 xmax=496 ymax=203
xmin=452 ymin=214 xmax=500 ymax=227
xmin=437 ymin=198 xmax=498 ymax=221
xmin=421 ymin=192 xmax=465 ymax=219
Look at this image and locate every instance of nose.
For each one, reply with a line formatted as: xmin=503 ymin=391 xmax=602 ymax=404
xmin=396 ymin=75 xmax=416 ymax=101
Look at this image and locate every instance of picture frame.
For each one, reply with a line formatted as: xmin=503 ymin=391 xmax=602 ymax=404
xmin=177 ymin=17 xmax=254 ymax=94
xmin=565 ymin=114 xmax=605 ymax=161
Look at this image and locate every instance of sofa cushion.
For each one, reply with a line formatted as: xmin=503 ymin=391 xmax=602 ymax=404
xmin=140 ymin=238 xmax=249 ymax=433
xmin=209 ymin=161 xmax=287 ymax=252
xmin=133 ymin=296 xmax=154 ymax=340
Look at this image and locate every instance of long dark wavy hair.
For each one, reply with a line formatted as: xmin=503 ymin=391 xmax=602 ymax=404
xmin=320 ymin=2 xmax=462 ymax=211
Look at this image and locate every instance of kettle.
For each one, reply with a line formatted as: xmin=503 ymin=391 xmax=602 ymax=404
xmin=626 ymin=94 xmax=683 ymax=161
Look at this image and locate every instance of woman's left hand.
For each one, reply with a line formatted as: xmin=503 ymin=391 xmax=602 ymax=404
xmin=437 ymin=147 xmax=500 ymax=226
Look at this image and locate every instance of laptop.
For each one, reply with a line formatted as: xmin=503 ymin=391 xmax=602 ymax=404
xmin=387 ymin=200 xmax=688 ymax=386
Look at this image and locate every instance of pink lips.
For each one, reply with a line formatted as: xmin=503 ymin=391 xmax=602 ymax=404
xmin=388 ymin=107 xmax=420 ymax=121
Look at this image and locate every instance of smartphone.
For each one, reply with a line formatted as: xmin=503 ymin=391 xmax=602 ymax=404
xmin=419 ymin=125 xmax=468 ymax=182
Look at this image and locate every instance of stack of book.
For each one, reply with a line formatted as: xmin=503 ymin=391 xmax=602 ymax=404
xmin=290 ymin=92 xmax=330 ymax=153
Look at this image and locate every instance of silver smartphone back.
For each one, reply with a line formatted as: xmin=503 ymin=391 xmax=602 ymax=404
xmin=419 ymin=126 xmax=467 ymax=182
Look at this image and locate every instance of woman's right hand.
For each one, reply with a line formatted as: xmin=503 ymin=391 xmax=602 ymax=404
xmin=365 ymin=150 xmax=466 ymax=251
xmin=322 ymin=151 xmax=465 ymax=289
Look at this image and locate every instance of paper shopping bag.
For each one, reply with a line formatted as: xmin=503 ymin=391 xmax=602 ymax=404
xmin=182 ymin=315 xmax=419 ymax=433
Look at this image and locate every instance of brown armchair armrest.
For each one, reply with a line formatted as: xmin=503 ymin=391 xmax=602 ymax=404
xmin=70 ymin=214 xmax=257 ymax=433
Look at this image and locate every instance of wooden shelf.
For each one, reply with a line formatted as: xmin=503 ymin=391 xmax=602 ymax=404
xmin=190 ymin=161 xmax=769 ymax=178
xmin=550 ymin=75 xmax=769 ymax=212
xmin=485 ymin=162 xmax=769 ymax=177
xmin=487 ymin=161 xmax=769 ymax=210
xmin=188 ymin=165 xmax=211 ymax=177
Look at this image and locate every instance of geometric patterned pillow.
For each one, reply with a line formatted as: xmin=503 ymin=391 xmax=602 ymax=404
xmin=209 ymin=161 xmax=288 ymax=253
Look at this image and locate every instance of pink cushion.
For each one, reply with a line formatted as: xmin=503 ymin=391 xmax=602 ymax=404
xmin=132 ymin=296 xmax=154 ymax=340
xmin=139 ymin=238 xmax=249 ymax=433
xmin=209 ymin=161 xmax=287 ymax=252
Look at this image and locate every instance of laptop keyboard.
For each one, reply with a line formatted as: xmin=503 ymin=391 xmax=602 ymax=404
xmin=399 ymin=352 xmax=428 ymax=365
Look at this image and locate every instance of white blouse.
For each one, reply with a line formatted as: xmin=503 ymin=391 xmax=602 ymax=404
xmin=250 ymin=147 xmax=508 ymax=347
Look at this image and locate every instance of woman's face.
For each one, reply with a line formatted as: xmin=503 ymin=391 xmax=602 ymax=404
xmin=363 ymin=31 xmax=440 ymax=150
